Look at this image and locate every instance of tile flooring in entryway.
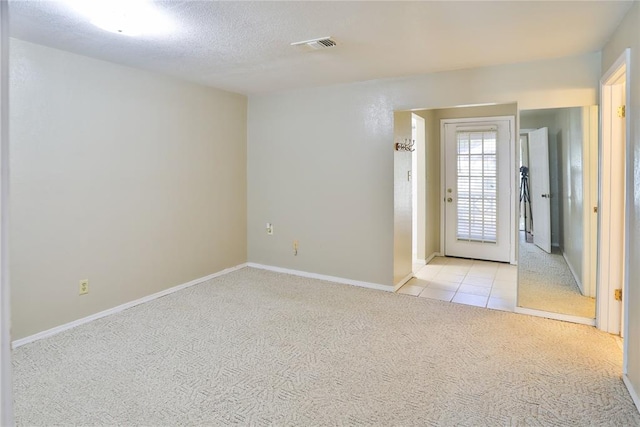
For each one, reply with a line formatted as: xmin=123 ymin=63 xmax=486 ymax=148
xmin=398 ymin=256 xmax=518 ymax=312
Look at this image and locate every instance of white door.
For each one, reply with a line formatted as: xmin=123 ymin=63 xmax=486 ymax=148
xmin=443 ymin=119 xmax=512 ymax=262
xmin=527 ymin=127 xmax=551 ymax=253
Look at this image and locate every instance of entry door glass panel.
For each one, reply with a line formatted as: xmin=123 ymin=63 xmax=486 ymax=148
xmin=456 ymin=130 xmax=497 ymax=243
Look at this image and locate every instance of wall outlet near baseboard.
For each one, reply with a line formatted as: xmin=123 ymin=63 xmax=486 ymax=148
xmin=266 ymin=222 xmax=273 ymax=235
xmin=293 ymin=240 xmax=298 ymax=256
xmin=79 ymin=279 xmax=89 ymax=295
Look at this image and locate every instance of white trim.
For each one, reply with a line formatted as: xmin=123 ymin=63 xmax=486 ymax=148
xmin=12 ymin=264 xmax=248 ymax=349
xmin=514 ymin=306 xmax=596 ymax=326
xmin=440 ymin=120 xmax=446 ymax=255
xmin=562 ymin=251 xmax=584 ymax=295
xmin=619 ymin=50 xmax=632 ymax=376
xmin=395 ymin=272 xmax=414 ymax=291
xmin=623 ymin=374 xmax=640 ymax=412
xmin=412 ymin=258 xmax=426 ymax=267
xmin=515 ymin=121 xmax=522 ymax=268
xmin=246 ymin=263 xmax=394 ymax=293
xmin=597 ymin=48 xmax=630 ymax=338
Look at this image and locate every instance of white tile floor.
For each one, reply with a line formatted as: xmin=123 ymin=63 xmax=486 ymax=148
xmin=398 ymin=256 xmax=518 ymax=312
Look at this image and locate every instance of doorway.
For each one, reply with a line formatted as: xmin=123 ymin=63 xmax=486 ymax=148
xmin=441 ymin=117 xmax=515 ymax=263
xmin=393 ymin=104 xmax=518 ymax=290
xmin=516 ymin=107 xmax=598 ymax=323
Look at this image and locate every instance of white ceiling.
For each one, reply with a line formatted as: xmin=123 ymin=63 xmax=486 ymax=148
xmin=8 ymin=1 xmax=634 ymax=95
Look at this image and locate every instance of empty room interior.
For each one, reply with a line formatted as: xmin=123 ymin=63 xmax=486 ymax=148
xmin=1 ymin=1 xmax=640 ymax=425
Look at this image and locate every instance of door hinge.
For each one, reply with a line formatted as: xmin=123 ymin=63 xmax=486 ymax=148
xmin=614 ymin=288 xmax=622 ymax=301
xmin=617 ymin=105 xmax=626 ymax=118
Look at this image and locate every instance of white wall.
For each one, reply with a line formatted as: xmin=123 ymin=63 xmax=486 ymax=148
xmin=0 ymin=2 xmax=12 ymax=424
xmin=247 ymin=53 xmax=600 ymax=286
xmin=556 ymin=107 xmax=587 ymax=290
xmin=412 ymin=110 xmax=439 ymax=259
xmin=418 ymin=110 xmax=440 ymax=259
xmin=10 ymin=40 xmax=248 ymax=339
xmin=393 ymin=111 xmax=413 ymax=285
xmin=601 ymin=0 xmax=640 ymax=405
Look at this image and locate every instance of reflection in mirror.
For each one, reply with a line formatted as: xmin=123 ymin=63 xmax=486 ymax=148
xmin=517 ymin=107 xmax=597 ymax=319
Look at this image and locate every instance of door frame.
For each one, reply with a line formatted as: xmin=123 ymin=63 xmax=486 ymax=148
xmin=439 ymin=116 xmax=517 ymax=264
xmin=597 ymin=49 xmax=630 ymax=344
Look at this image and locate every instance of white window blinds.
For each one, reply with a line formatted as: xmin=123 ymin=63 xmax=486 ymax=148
xmin=456 ymin=130 xmax=498 ymax=243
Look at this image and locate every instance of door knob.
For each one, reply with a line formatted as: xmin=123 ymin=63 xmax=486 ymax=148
xmin=541 ymin=194 xmax=551 ymax=198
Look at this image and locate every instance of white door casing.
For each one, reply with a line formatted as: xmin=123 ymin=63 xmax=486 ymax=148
xmin=527 ymin=127 xmax=552 ymax=254
xmin=598 ymin=49 xmax=629 ymax=339
xmin=442 ymin=117 xmax=513 ymax=262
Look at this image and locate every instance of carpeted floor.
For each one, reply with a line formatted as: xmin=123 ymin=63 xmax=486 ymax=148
xmin=518 ymin=233 xmax=596 ymax=318
xmin=13 ymin=268 xmax=637 ymax=425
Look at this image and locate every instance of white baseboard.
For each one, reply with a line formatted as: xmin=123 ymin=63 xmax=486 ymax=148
xmin=12 ymin=263 xmax=248 ymax=349
xmin=562 ymin=251 xmax=584 ymax=295
xmin=623 ymin=374 xmax=640 ymax=412
xmin=246 ymin=263 xmax=393 ymax=293
xmin=514 ymin=306 xmax=596 ymax=326
xmin=425 ymin=252 xmax=438 ymax=264
xmin=394 ymin=272 xmax=414 ymax=291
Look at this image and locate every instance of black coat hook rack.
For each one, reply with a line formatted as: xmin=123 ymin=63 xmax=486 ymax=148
xmin=395 ymin=138 xmax=415 ymax=152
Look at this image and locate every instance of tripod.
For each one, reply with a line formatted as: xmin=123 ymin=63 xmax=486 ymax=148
xmin=519 ymin=166 xmax=533 ymax=242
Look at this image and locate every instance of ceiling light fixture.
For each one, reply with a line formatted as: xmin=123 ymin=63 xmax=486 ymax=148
xmin=62 ymin=0 xmax=174 ymax=37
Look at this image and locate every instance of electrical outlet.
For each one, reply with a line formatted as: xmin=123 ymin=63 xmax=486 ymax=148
xmin=293 ymin=240 xmax=298 ymax=256
xmin=79 ymin=279 xmax=89 ymax=295
xmin=266 ymin=222 xmax=274 ymax=235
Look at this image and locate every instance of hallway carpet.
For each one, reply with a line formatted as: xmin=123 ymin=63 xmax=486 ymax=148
xmin=518 ymin=232 xmax=596 ymax=318
xmin=13 ymin=268 xmax=638 ymax=425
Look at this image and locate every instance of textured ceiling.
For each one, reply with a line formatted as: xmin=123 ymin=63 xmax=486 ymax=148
xmin=8 ymin=1 xmax=634 ymax=95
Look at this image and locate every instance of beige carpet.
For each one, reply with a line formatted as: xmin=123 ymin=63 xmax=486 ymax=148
xmin=518 ymin=232 xmax=596 ymax=318
xmin=13 ymin=268 xmax=638 ymax=425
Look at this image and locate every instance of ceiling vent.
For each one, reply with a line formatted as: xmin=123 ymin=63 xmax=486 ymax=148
xmin=291 ymin=37 xmax=337 ymax=52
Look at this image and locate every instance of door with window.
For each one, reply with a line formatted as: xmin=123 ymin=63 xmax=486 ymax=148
xmin=443 ymin=118 xmax=513 ymax=262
